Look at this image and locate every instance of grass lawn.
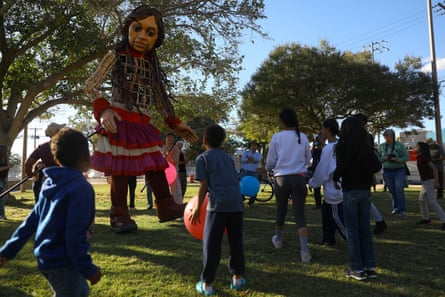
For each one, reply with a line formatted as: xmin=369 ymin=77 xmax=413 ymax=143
xmin=1 ymin=182 xmax=445 ymax=297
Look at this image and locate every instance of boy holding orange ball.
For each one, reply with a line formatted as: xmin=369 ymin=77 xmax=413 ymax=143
xmin=189 ymin=124 xmax=246 ymax=296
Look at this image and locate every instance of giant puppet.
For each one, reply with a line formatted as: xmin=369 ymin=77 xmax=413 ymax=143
xmin=85 ymin=6 xmax=198 ymax=233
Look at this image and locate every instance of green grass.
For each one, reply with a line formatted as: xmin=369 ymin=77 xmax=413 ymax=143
xmin=1 ymin=182 xmax=445 ymax=297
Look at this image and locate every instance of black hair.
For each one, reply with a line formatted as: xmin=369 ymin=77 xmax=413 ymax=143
xmin=335 ymin=116 xmax=373 ymax=163
xmin=51 ymin=128 xmax=89 ymax=168
xmin=322 ymin=118 xmax=339 ymax=136
xmin=204 ymin=124 xmax=226 ymax=148
xmin=417 ymin=142 xmax=431 ymax=158
xmin=279 ymin=108 xmax=301 ymax=144
xmin=353 ymin=113 xmax=368 ymax=124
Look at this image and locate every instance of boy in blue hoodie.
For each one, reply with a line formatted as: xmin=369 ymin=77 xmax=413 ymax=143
xmin=0 ymin=128 xmax=101 ymax=296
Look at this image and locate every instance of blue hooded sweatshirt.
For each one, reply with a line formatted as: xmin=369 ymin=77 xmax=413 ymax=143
xmin=0 ymin=166 xmax=98 ymax=279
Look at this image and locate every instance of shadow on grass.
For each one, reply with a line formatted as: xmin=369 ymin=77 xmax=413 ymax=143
xmin=0 ymin=286 xmax=34 ymax=297
xmin=4 ymin=195 xmax=35 ymax=210
xmin=3 ymin=187 xmax=445 ymax=296
xmin=88 ymin=202 xmax=412 ymax=297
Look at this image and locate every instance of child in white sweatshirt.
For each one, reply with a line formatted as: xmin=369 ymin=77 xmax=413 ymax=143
xmin=309 ymin=119 xmax=347 ymax=245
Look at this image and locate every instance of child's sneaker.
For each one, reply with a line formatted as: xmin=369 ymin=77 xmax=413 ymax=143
xmin=365 ymin=269 xmax=377 ymax=279
xmin=416 ymin=219 xmax=432 ymax=225
xmin=344 ymin=269 xmax=367 ymax=281
xmin=196 ymin=281 xmax=215 ymax=296
xmin=441 ymin=223 xmax=445 ymax=231
xmin=300 ymin=250 xmax=312 ymax=264
xmin=373 ymin=220 xmax=387 ymax=235
xmin=230 ymin=277 xmax=246 ymax=290
xmin=272 ymin=235 xmax=282 ymax=249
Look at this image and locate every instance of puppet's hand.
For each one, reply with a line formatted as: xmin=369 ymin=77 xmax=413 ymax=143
xmin=100 ymin=109 xmax=121 ymax=134
xmin=174 ymin=123 xmax=199 ymax=143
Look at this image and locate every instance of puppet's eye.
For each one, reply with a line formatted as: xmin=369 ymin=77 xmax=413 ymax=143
xmin=147 ymin=30 xmax=156 ymax=37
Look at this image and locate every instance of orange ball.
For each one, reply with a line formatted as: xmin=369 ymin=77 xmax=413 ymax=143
xmin=184 ymin=194 xmax=208 ymax=240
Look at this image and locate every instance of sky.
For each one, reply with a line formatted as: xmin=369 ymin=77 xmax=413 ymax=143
xmin=234 ymin=0 xmax=445 ymax=141
xmin=11 ymin=0 xmax=445 ymax=155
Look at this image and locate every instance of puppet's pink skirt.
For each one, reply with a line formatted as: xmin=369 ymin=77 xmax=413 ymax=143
xmin=91 ymin=107 xmax=168 ymax=176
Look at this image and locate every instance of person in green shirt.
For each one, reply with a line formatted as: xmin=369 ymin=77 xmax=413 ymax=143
xmin=377 ymin=129 xmax=409 ymax=218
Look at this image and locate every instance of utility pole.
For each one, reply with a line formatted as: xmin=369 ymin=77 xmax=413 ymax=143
xmin=29 ymin=127 xmax=42 ymax=149
xmin=363 ymin=40 xmax=389 ymax=63
xmin=427 ymin=0 xmax=443 ymax=145
xmin=20 ymin=125 xmax=28 ymax=192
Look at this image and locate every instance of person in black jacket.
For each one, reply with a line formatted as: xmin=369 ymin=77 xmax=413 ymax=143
xmin=333 ymin=117 xmax=382 ymax=281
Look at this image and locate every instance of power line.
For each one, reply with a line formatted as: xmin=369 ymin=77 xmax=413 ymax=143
xmin=337 ymin=12 xmax=425 ymax=49
xmin=336 ymin=6 xmax=444 ymax=52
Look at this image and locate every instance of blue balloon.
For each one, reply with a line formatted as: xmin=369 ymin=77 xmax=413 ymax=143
xmin=240 ymin=176 xmax=260 ymax=197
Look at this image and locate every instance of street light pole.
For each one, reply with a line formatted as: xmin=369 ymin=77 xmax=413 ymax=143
xmin=427 ymin=0 xmax=442 ymax=145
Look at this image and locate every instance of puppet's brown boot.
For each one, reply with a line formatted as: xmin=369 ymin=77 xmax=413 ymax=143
xmin=110 ymin=206 xmax=138 ymax=233
xmin=155 ymin=197 xmax=186 ymax=222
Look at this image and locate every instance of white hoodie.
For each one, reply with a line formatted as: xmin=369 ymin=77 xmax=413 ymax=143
xmin=308 ymin=140 xmax=343 ymax=205
xmin=265 ymin=130 xmax=311 ymax=176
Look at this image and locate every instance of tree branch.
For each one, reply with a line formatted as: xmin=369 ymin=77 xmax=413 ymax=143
xmin=0 ymin=0 xmax=17 ymax=17
xmin=25 ymin=48 xmax=110 ymax=101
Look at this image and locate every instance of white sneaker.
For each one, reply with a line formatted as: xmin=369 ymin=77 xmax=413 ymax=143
xmin=300 ymin=251 xmax=312 ymax=263
xmin=272 ymin=235 xmax=282 ymax=249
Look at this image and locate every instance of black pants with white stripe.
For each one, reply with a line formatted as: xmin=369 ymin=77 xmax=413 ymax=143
xmin=322 ymin=201 xmax=347 ymax=245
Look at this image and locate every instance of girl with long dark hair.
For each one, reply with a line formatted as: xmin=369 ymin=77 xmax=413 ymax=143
xmin=333 ymin=116 xmax=381 ymax=280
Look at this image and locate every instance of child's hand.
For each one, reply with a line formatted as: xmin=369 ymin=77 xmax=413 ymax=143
xmin=89 ymin=268 xmax=102 ymax=285
xmin=333 ymin=181 xmax=341 ymax=190
xmin=189 ymin=208 xmax=201 ymax=226
xmin=0 ymin=257 xmax=8 ymax=268
xmin=87 ymin=223 xmax=95 ymax=240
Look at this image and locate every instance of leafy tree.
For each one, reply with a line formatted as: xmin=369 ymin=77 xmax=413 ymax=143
xmin=239 ymin=42 xmax=435 ymax=140
xmin=0 ymin=0 xmax=266 ymax=153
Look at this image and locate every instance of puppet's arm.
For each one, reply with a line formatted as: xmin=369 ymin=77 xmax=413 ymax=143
xmin=85 ymin=50 xmax=117 ymax=100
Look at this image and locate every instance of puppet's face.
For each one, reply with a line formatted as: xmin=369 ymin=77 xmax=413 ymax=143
xmin=128 ymin=16 xmax=158 ymax=53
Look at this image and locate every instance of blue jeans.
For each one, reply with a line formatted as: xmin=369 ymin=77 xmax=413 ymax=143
xmin=383 ymin=167 xmax=406 ymax=212
xmin=343 ymin=190 xmax=375 ymax=271
xmin=42 ymin=267 xmax=89 ymax=297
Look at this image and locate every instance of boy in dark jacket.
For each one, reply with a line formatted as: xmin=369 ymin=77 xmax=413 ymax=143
xmin=0 ymin=128 xmax=101 ymax=296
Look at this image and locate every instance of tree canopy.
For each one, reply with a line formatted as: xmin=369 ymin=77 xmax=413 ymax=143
xmin=239 ymin=42 xmax=436 ymax=141
xmin=0 ymin=0 xmax=266 ymax=151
